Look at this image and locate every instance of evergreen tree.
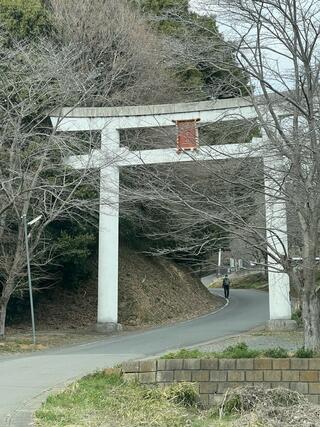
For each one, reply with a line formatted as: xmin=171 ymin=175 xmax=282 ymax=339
xmin=134 ymin=0 xmax=249 ymax=99
xmin=0 ymin=0 xmax=51 ymax=43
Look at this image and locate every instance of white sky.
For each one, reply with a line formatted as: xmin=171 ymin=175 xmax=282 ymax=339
xmin=188 ymin=0 xmax=319 ymax=92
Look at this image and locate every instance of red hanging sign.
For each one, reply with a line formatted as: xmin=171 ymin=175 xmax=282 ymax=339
xmin=174 ymin=119 xmax=200 ymax=153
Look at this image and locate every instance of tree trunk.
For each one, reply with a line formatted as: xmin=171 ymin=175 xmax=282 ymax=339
xmin=303 ymin=293 xmax=320 ymax=351
xmin=0 ymin=300 xmax=8 ymax=339
xmin=0 ymin=278 xmax=16 ymax=339
xmin=299 ymin=221 xmax=320 ymax=351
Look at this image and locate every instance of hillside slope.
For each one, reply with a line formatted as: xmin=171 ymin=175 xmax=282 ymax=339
xmin=26 ymin=246 xmax=222 ymax=330
xmin=118 ymin=247 xmax=221 ymax=327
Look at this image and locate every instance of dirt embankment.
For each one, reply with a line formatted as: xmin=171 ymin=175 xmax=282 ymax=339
xmin=118 ymin=247 xmax=222 ymax=327
xmin=20 ymin=246 xmax=222 ymax=331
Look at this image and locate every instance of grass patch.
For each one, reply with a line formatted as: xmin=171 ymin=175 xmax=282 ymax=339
xmin=209 ymin=273 xmax=267 ymax=290
xmin=0 ymin=338 xmax=47 ymax=353
xmin=263 ymin=347 xmax=289 ymax=358
xmin=162 ymin=343 xmax=260 ymax=359
xmin=163 ymin=348 xmax=207 ymax=359
xmin=0 ymin=331 xmax=107 ymax=354
xmin=162 ymin=342 xmax=319 ymax=359
xmin=218 ymin=343 xmax=261 ymax=359
xmin=294 ymin=347 xmax=314 ymax=358
xmin=35 ymin=370 xmax=233 ymax=427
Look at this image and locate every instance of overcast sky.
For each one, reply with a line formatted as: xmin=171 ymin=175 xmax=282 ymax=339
xmin=188 ymin=0 xmax=312 ymax=92
xmin=189 ymin=0 xmax=218 ymax=17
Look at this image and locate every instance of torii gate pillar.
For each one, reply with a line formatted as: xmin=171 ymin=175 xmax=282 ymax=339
xmin=96 ymin=128 xmax=122 ymax=332
xmin=264 ymin=159 xmax=294 ymax=330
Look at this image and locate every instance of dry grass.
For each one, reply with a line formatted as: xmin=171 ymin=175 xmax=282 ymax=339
xmin=36 ymin=373 xmax=320 ymax=426
xmin=8 ymin=247 xmax=221 ymax=335
xmin=35 ymin=371 xmax=234 ymax=427
xmin=219 ymin=386 xmax=320 ymax=427
xmin=0 ymin=330 xmax=105 ymax=354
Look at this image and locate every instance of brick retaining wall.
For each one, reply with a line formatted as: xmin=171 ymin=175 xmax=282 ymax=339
xmin=122 ymin=358 xmax=320 ymax=407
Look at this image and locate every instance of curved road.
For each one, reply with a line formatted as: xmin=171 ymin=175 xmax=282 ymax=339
xmin=1 ymin=289 xmax=268 ymax=425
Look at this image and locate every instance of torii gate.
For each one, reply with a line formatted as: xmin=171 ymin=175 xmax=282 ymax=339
xmin=51 ymin=97 xmax=292 ymax=331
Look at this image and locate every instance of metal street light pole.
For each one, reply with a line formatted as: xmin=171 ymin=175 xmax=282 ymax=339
xmin=218 ymin=248 xmax=222 ymax=276
xmin=22 ymin=214 xmax=38 ymax=345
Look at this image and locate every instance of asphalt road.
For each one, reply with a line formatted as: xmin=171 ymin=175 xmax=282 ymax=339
xmin=1 ymin=289 xmax=268 ymax=426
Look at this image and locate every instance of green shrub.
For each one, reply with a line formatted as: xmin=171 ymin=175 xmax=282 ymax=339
xmin=292 ymin=309 xmax=303 ymax=327
xmin=162 ymin=344 xmax=261 ymax=359
xmin=161 ymin=348 xmax=205 ymax=359
xmin=162 ymin=342 xmax=316 ymax=361
xmin=142 ymin=382 xmax=199 ymax=407
xmin=0 ymin=0 xmax=52 ymax=41
xmin=294 ymin=347 xmax=314 ymax=358
xmin=222 ymin=393 xmax=243 ymax=415
xmin=160 ymin=382 xmax=198 ymax=407
xmin=263 ymin=347 xmax=288 ymax=358
xmin=217 ymin=343 xmax=260 ymax=359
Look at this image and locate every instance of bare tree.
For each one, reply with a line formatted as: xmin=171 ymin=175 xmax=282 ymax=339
xmin=0 ymin=0 xmax=187 ymax=337
xmin=49 ymin=0 xmax=182 ymax=106
xmin=0 ymin=38 xmax=100 ymax=337
xmin=120 ymin=155 xmax=264 ymax=268
xmin=128 ymin=0 xmax=320 ymax=349
xmin=218 ymin=0 xmax=320 ymax=350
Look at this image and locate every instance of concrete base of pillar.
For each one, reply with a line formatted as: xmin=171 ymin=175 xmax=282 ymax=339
xmin=266 ymin=319 xmax=297 ymax=331
xmin=95 ymin=322 xmax=123 ymax=333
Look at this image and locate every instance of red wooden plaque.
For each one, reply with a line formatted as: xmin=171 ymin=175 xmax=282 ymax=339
xmin=174 ymin=119 xmax=200 ymax=152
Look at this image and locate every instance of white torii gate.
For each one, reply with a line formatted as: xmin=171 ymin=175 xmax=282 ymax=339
xmin=51 ymin=97 xmax=292 ymax=331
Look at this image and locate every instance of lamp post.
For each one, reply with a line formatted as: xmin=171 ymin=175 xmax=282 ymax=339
xmin=21 ymin=214 xmax=42 ymax=345
xmin=218 ymin=248 xmax=222 ymax=276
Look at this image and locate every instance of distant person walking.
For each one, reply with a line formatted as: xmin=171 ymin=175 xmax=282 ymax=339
xmin=222 ymin=274 xmax=230 ymax=299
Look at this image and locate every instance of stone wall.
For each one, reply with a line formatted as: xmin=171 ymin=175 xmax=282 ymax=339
xmin=122 ymin=358 xmax=320 ymax=407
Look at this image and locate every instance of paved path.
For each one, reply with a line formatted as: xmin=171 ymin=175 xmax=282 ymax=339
xmin=0 ymin=289 xmax=268 ymax=426
xmin=201 ymin=273 xmax=216 ymax=287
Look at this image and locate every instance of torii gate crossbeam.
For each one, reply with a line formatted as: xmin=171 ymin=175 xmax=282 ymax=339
xmin=51 ymin=98 xmax=292 ymax=331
